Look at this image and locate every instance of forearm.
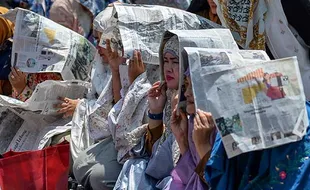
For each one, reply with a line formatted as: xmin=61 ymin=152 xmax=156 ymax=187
xmin=145 ymin=123 xmax=164 ymax=155
xmin=112 ymin=71 xmax=121 ymax=103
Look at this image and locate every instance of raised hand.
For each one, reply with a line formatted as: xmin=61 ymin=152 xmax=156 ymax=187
xmin=9 ymin=67 xmax=27 ymax=95
xmin=193 ymin=110 xmax=216 ymax=159
xmin=128 ymin=50 xmax=145 ymax=84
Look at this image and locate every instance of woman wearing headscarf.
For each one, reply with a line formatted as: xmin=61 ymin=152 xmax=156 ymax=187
xmin=165 ymin=68 xmax=216 ymax=190
xmin=49 ymin=0 xmax=93 ymax=38
xmin=58 ymin=7 xmax=115 ymax=162
xmin=0 ymin=7 xmax=13 ymax=96
xmin=114 ymin=36 xmax=180 ymax=190
xmin=72 ymin=36 xmax=160 ymax=190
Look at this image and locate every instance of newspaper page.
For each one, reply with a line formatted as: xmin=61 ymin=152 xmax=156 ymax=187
xmin=0 ymin=80 xmax=90 ymax=115
xmin=158 ymin=29 xmax=239 ymax=110
xmin=187 ymin=55 xmax=307 ymax=158
xmin=0 ymin=108 xmax=24 ymax=154
xmin=1 ymin=8 xmax=97 ymax=81
xmin=26 ymin=80 xmax=90 ymax=114
xmin=5 ymin=112 xmax=72 ymax=152
xmin=98 ymin=3 xmax=223 ymax=65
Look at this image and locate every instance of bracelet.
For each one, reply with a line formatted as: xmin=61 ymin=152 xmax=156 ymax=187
xmin=148 ymin=110 xmax=163 ymax=120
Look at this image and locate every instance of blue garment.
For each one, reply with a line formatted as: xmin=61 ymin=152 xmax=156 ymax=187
xmin=79 ymin=0 xmax=117 ymax=17
xmin=205 ymin=102 xmax=310 ymax=190
xmin=19 ymin=0 xmax=53 ymax=17
xmin=0 ymin=40 xmax=12 ymax=80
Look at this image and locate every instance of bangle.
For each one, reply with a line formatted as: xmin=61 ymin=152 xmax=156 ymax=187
xmin=148 ymin=110 xmax=163 ymax=120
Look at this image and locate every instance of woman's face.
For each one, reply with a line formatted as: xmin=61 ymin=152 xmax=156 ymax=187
xmin=93 ymin=30 xmax=109 ymax=63
xmin=207 ymin=0 xmax=217 ymax=14
xmin=163 ymin=52 xmax=179 ymax=89
xmin=184 ymin=76 xmax=196 ymax=114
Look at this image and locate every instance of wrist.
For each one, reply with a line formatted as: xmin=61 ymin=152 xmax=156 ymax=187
xmin=111 ymin=69 xmax=119 ymax=74
xmin=148 ymin=110 xmax=163 ymax=120
xmin=196 ymin=143 xmax=212 ymax=160
xmin=149 ymin=109 xmax=164 ymax=115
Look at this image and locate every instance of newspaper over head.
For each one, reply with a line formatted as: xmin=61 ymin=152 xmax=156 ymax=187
xmin=158 ymin=29 xmax=239 ymax=111
xmin=184 ymin=48 xmax=307 ymax=158
xmin=0 ymin=8 xmax=98 ymax=81
xmin=98 ymin=3 xmax=223 ymax=65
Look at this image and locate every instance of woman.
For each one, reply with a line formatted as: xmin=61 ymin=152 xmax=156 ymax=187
xmin=49 ymin=0 xmax=93 ymax=38
xmin=166 ymin=69 xmax=216 ymax=190
xmin=72 ymin=37 xmax=160 ymax=189
xmin=0 ymin=6 xmax=14 ymax=96
xmin=66 ymin=8 xmax=115 ymax=162
xmin=114 ymin=36 xmax=181 ymax=190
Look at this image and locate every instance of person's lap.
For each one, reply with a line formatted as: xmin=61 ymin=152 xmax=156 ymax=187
xmin=73 ymin=136 xmax=122 ymax=190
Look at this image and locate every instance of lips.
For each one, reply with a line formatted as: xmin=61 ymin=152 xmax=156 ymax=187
xmin=166 ymin=75 xmax=174 ymax=81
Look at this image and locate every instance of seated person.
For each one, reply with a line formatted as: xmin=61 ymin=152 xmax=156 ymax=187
xmin=167 ymin=69 xmax=216 ymax=189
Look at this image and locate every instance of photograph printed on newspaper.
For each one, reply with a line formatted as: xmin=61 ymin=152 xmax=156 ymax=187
xmin=186 ymin=52 xmax=307 ymax=158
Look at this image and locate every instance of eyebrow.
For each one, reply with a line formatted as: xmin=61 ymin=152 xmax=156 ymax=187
xmin=164 ymin=57 xmax=178 ymax=61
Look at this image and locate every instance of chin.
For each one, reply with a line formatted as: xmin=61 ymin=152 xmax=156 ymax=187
xmin=186 ymin=104 xmax=196 ymax=115
xmin=166 ymin=80 xmax=178 ymax=90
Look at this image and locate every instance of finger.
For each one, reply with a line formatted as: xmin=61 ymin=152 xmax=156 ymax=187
xmin=129 ymin=59 xmax=133 ymax=70
xmin=58 ymin=97 xmax=66 ymax=102
xmin=57 ymin=106 xmax=70 ymax=114
xmin=206 ymin=113 xmax=215 ymax=129
xmin=106 ymin=39 xmax=112 ymax=54
xmin=11 ymin=68 xmax=20 ymax=78
xmin=153 ymin=81 xmax=161 ymax=86
xmin=197 ymin=110 xmax=209 ymax=127
xmin=137 ymin=51 xmax=143 ymax=67
xmin=179 ymin=109 xmax=187 ymax=121
xmin=195 ymin=112 xmax=203 ymax=128
xmin=160 ymin=82 xmax=167 ymax=94
xmin=134 ymin=50 xmax=138 ymax=65
xmin=194 ymin=116 xmax=199 ymax=130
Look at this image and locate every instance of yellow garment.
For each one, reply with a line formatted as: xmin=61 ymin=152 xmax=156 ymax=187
xmin=0 ymin=7 xmax=14 ymax=45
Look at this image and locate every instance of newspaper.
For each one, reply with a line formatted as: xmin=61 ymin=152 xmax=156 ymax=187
xmin=98 ymin=3 xmax=223 ymax=65
xmin=158 ymin=29 xmax=239 ymax=110
xmin=1 ymin=8 xmax=98 ymax=81
xmin=6 ymin=117 xmax=71 ymax=152
xmin=0 ymin=108 xmax=24 ymax=154
xmin=187 ymin=54 xmax=307 ymax=158
xmin=0 ymin=80 xmax=90 ymax=115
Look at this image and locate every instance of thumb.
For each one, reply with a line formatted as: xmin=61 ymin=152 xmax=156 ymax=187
xmin=179 ymin=109 xmax=187 ymax=120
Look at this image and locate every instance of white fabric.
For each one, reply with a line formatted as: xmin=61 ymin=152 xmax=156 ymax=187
xmin=70 ymin=60 xmax=112 ymax=161
xmin=265 ymin=0 xmax=310 ymax=100
xmin=108 ymin=64 xmax=160 ymax=163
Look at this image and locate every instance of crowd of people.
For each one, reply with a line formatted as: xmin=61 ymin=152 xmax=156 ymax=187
xmin=0 ymin=0 xmax=310 ymax=190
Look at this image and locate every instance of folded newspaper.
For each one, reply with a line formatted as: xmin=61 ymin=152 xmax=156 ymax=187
xmin=98 ymin=3 xmax=223 ymax=65
xmin=185 ymin=51 xmax=307 ymax=158
xmin=0 ymin=108 xmax=72 ymax=153
xmin=0 ymin=80 xmax=90 ymax=115
xmin=1 ymin=8 xmax=98 ymax=81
